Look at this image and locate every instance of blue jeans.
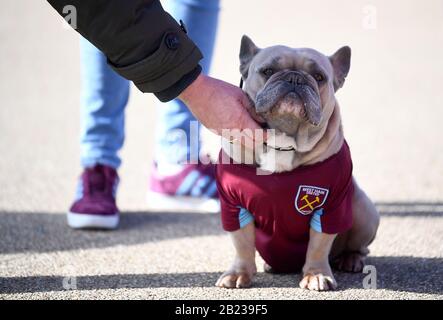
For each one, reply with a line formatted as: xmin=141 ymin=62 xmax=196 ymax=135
xmin=80 ymin=0 xmax=220 ymax=169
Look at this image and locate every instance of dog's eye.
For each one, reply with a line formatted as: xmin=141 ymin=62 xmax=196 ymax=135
xmin=262 ymin=68 xmax=274 ymax=77
xmin=313 ymin=73 xmax=325 ymax=82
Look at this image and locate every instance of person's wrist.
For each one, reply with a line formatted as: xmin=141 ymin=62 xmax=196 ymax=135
xmin=178 ymin=73 xmax=206 ymax=104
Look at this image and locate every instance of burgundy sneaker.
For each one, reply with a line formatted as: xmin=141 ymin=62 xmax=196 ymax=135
xmin=147 ymin=161 xmax=220 ymax=213
xmin=67 ymin=164 xmax=119 ymax=229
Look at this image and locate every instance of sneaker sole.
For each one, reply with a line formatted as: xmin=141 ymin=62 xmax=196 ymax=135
xmin=146 ymin=191 xmax=220 ymax=214
xmin=67 ymin=211 xmax=119 ymax=230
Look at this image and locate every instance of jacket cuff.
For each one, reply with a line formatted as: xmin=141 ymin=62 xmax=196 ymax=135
xmin=153 ymin=65 xmax=201 ymax=102
xmin=108 ymin=29 xmax=203 ymax=94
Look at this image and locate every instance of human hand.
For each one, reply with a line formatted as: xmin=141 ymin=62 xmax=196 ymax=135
xmin=178 ymin=74 xmax=265 ymax=144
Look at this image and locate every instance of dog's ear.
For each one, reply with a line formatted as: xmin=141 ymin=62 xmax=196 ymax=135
xmin=329 ymin=46 xmax=351 ymax=91
xmin=239 ymin=35 xmax=260 ymax=80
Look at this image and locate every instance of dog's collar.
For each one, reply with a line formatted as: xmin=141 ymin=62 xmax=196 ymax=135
xmin=263 ymin=142 xmax=296 ymax=152
xmin=228 ymin=140 xmax=296 ymax=152
xmin=238 ymin=77 xmax=296 ymax=152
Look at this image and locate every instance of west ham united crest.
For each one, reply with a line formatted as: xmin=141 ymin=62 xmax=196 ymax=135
xmin=295 ymin=185 xmax=329 ymax=215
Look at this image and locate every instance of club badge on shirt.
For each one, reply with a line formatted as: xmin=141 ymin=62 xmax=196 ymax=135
xmin=295 ymin=185 xmax=329 ymax=215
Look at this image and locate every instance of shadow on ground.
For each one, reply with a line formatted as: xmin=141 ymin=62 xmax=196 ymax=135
xmin=0 ymin=202 xmax=442 ymax=296
xmin=0 ymin=202 xmax=441 ymax=254
xmin=0 ymin=211 xmax=223 ymax=254
xmin=0 ymin=256 xmax=442 ymax=295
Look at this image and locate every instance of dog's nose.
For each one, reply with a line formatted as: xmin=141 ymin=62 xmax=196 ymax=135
xmin=287 ymin=72 xmax=306 ymax=86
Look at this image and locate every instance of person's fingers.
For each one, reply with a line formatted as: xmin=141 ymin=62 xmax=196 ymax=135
xmin=242 ymin=112 xmax=262 ymax=131
xmin=248 ymin=108 xmax=266 ymax=125
xmin=241 ymin=92 xmax=262 ymax=122
xmin=240 ymin=130 xmax=258 ymax=149
xmin=240 ymin=90 xmax=252 ymax=106
xmin=236 ymin=108 xmax=266 ymax=147
xmin=244 ymin=103 xmax=266 ymax=125
xmin=239 ymin=93 xmax=267 ymax=142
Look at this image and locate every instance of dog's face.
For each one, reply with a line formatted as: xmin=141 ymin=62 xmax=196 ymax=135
xmin=240 ymin=36 xmax=351 ymax=151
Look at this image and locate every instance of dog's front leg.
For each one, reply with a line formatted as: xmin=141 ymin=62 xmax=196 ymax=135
xmin=300 ymin=228 xmax=337 ymax=291
xmin=216 ymin=222 xmax=257 ymax=288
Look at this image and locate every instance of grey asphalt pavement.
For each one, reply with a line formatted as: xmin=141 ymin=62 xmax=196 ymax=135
xmin=0 ymin=0 xmax=442 ymax=300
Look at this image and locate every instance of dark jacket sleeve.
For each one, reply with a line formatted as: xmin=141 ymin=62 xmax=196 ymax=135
xmin=47 ymin=0 xmax=203 ymax=102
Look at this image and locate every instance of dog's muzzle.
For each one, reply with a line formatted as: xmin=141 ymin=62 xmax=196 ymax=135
xmin=255 ymin=71 xmax=322 ymax=126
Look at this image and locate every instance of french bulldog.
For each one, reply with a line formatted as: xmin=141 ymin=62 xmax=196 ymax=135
xmin=215 ymin=36 xmax=380 ymax=291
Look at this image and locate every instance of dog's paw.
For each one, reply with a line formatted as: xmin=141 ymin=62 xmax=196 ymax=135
xmin=299 ymin=273 xmax=337 ymax=291
xmin=332 ymin=252 xmax=365 ymax=273
xmin=215 ymin=270 xmax=254 ymax=289
xmin=263 ymin=262 xmax=276 ymax=274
